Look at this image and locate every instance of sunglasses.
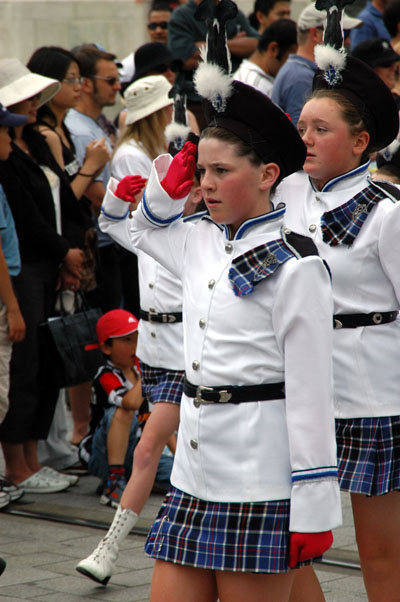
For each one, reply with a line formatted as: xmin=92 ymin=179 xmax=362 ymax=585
xmin=62 ymin=76 xmax=84 ymax=85
xmin=154 ymin=63 xmax=179 ymax=74
xmin=147 ymin=21 xmax=168 ymax=30
xmin=92 ymin=75 xmax=120 ymax=86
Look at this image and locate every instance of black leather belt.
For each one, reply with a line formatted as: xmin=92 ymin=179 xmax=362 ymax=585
xmin=184 ymin=378 xmax=285 ymax=405
xmin=333 ymin=311 xmax=398 ymax=329
xmin=140 ymin=309 xmax=183 ymax=324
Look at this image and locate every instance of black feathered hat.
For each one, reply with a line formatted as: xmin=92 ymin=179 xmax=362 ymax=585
xmin=312 ymin=0 xmax=398 ymax=150
xmin=193 ymin=0 xmax=306 ymax=178
xmin=313 ymin=56 xmax=399 ymax=150
xmin=203 ymin=81 xmax=306 ymax=178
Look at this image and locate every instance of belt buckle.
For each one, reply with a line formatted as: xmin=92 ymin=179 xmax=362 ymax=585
xmin=194 ymin=385 xmax=232 ymax=406
xmin=334 ymin=319 xmax=343 ymax=329
xmin=195 ymin=385 xmax=214 ymax=406
xmin=148 ymin=308 xmax=157 ymax=323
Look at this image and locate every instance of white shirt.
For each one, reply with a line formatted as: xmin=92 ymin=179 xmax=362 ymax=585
xmin=99 ymin=154 xmax=342 ymax=533
xmin=233 ymin=59 xmax=274 ymax=97
xmin=276 ymin=164 xmax=400 ymax=419
xmin=110 ymin=140 xmax=185 ymax=370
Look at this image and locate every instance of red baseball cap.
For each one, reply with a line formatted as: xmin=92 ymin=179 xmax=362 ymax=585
xmin=86 ymin=309 xmax=139 ymax=350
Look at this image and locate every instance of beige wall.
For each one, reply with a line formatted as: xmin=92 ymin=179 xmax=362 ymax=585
xmin=0 ymin=1 xmax=148 ymax=64
xmin=0 ymin=0 xmax=306 ymax=65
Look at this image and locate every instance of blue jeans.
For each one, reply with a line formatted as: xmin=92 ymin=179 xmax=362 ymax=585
xmin=88 ymin=406 xmax=173 ymax=486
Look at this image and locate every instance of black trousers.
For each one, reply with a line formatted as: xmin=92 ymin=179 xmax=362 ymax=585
xmin=0 ymin=261 xmax=59 ymax=443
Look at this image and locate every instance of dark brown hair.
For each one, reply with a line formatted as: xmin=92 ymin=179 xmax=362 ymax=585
xmin=200 ymin=127 xmax=263 ymax=166
xmin=200 ymin=126 xmax=283 ymax=189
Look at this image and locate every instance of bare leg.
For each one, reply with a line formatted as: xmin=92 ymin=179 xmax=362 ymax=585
xmin=1 ymin=441 xmax=34 ymax=483
xmin=289 ymin=566 xmax=326 ymax=602
xmin=216 ymin=567 xmax=295 ymax=602
xmin=120 ymin=402 xmax=180 ymax=513
xmin=166 ymin=432 xmax=177 ymax=455
xmin=68 ymin=382 xmax=91 ymax=445
xmin=23 ymin=439 xmax=41 ymax=473
xmin=150 ymin=560 xmax=218 ymax=602
xmin=351 ymin=491 xmax=400 ymax=602
xmin=107 ymin=408 xmax=135 ymax=465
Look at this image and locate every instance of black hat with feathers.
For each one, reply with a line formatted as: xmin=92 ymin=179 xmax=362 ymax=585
xmin=312 ymin=0 xmax=398 ymax=150
xmin=193 ymin=0 xmax=306 ymax=178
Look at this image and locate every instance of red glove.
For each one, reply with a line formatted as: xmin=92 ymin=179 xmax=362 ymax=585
xmin=115 ymin=175 xmax=147 ymax=203
xmin=289 ymin=531 xmax=333 ymax=568
xmin=161 ymin=141 xmax=197 ymax=200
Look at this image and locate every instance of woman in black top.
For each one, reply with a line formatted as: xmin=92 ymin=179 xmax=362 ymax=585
xmin=27 ymin=47 xmax=111 ymax=448
xmin=0 ymin=60 xmax=83 ymax=493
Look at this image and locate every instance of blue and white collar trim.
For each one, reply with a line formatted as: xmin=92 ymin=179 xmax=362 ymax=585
xmin=310 ymin=162 xmax=370 ymax=193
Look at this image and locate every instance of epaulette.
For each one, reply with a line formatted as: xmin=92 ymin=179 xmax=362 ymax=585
xmin=370 ymin=178 xmax=400 ymax=202
xmin=281 ymin=228 xmax=319 ymax=258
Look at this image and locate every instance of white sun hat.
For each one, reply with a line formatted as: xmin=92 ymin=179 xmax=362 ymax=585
xmin=124 ymin=74 xmax=173 ymax=125
xmin=0 ymin=58 xmax=61 ymax=109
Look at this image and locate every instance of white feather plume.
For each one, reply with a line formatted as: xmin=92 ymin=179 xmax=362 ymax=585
xmin=193 ymin=46 xmax=233 ymax=111
xmin=314 ymin=44 xmax=347 ymax=72
xmin=165 ymin=122 xmax=191 ymax=145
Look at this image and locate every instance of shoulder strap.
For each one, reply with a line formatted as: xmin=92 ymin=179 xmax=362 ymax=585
xmin=370 ymin=179 xmax=400 ymax=201
xmin=282 ymin=227 xmax=331 ymax=279
xmin=281 ymin=228 xmax=319 ymax=258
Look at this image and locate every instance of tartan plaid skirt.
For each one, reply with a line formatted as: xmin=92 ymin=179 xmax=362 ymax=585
xmin=140 ymin=362 xmax=184 ymax=406
xmin=144 ymin=487 xmax=299 ymax=573
xmin=336 ymin=416 xmax=400 ymax=496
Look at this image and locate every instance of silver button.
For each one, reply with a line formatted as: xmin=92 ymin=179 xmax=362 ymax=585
xmin=315 ymin=195 xmax=321 ymax=202
xmin=151 ymin=332 xmax=156 ymax=338
xmin=283 ymin=228 xmax=291 ymax=235
xmin=148 ymin=282 xmax=154 ymax=288
xmin=190 ymin=439 xmax=198 ymax=449
xmin=309 ymin=224 xmax=317 ymax=233
xmin=225 ymin=243 xmax=233 ymax=253
xmin=192 ymin=360 xmax=200 ymax=370
xmin=208 ymin=279 xmax=215 ymax=289
xmin=199 ymin=318 xmax=206 ymax=329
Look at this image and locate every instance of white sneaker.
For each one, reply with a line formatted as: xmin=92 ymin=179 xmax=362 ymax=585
xmin=0 ymin=476 xmax=24 ymax=502
xmin=39 ymin=466 xmax=79 ymax=487
xmin=0 ymin=489 xmax=10 ymax=509
xmin=17 ymin=471 xmax=70 ymax=493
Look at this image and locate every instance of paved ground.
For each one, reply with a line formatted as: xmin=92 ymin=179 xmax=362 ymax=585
xmin=0 ymin=401 xmax=369 ymax=602
xmin=0 ymin=475 xmax=368 ymax=601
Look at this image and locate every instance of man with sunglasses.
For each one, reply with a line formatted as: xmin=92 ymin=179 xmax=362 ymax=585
xmin=147 ymin=2 xmax=173 ymax=44
xmin=119 ymin=1 xmax=173 ymax=86
xmin=65 ymin=45 xmax=124 ymax=313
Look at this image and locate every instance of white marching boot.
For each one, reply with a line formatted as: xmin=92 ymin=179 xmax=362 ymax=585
xmin=76 ymin=505 xmax=138 ymax=585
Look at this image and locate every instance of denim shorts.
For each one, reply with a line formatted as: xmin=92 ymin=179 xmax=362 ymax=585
xmin=88 ymin=406 xmax=173 ymax=485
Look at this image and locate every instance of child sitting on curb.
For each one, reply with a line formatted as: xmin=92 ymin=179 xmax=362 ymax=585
xmin=87 ymin=308 xmax=172 ymax=508
xmin=86 ymin=309 xmax=173 ymax=507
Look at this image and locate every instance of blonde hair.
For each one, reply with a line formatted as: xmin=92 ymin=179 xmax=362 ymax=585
xmin=114 ymin=106 xmax=170 ymax=160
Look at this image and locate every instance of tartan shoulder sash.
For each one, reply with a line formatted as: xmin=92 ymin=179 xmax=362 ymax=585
xmin=228 ymin=229 xmax=319 ymax=297
xmin=320 ymin=182 xmax=394 ymax=247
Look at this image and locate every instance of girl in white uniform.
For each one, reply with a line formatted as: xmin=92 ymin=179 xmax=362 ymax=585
xmin=98 ymin=65 xmax=342 ymax=599
xmin=277 ymin=9 xmax=400 ymax=599
xmin=76 ymin=75 xmax=204 ymax=586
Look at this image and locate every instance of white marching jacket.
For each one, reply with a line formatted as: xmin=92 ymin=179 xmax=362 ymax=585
xmin=276 ymin=165 xmax=400 ymax=419
xmin=99 ymin=153 xmax=342 ymax=533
